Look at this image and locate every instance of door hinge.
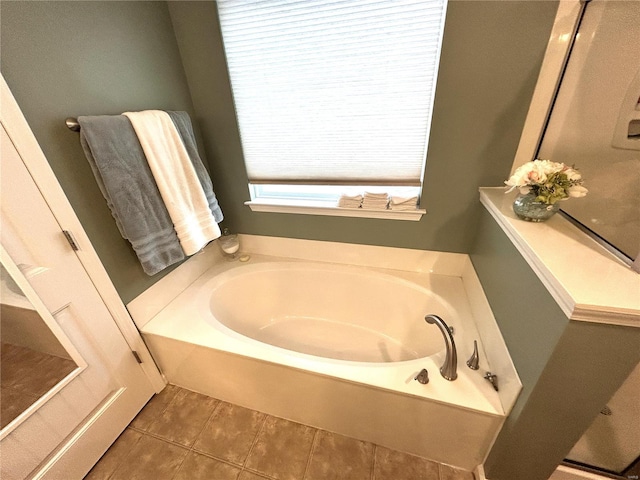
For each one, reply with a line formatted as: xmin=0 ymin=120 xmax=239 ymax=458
xmin=132 ymin=351 xmax=143 ymax=364
xmin=62 ymin=230 xmax=80 ymax=251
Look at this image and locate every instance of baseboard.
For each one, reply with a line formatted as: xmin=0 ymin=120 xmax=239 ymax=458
xmin=474 ymin=464 xmax=487 ymax=480
xmin=477 ymin=464 xmax=616 ymax=480
xmin=548 ymin=465 xmax=618 ymax=480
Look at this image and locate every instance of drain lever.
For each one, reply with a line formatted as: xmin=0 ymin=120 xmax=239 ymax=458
xmin=484 ymin=372 xmax=499 ymax=391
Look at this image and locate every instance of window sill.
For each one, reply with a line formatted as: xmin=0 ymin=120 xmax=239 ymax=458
xmin=244 ymin=199 xmax=426 ymax=221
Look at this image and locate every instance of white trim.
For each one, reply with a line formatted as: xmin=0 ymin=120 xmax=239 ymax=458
xmin=475 ymin=463 xmax=615 ymax=480
xmin=34 ymin=388 xmax=126 ymax=480
xmin=511 ymin=0 xmax=583 ymax=173
xmin=0 ymin=75 xmax=165 ymax=391
xmin=128 ymin=234 xmax=468 ymax=328
xmin=548 ymin=465 xmax=614 ymax=480
xmin=238 ymin=234 xmax=468 ymax=275
xmin=245 ymin=200 xmax=426 ymax=221
xmin=474 ymin=464 xmax=487 ymax=480
xmin=479 ymin=188 xmax=639 ymax=328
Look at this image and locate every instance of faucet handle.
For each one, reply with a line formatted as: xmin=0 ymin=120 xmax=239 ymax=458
xmin=484 ymin=372 xmax=499 ymax=391
xmin=414 ymin=368 xmax=429 ymax=384
xmin=466 ymin=340 xmax=479 ymax=370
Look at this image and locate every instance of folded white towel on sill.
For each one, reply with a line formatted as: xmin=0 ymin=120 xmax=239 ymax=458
xmin=123 ymin=110 xmax=221 ymax=255
xmin=361 ymin=192 xmax=389 ymax=210
xmin=363 ymin=192 xmax=389 ymax=199
xmin=389 ymin=203 xmax=418 ymax=211
xmin=337 ymin=194 xmax=363 ymax=208
xmin=389 ymin=195 xmax=419 ymax=211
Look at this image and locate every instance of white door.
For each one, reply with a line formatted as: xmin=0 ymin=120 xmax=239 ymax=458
xmin=1 ymin=81 xmax=160 ymax=478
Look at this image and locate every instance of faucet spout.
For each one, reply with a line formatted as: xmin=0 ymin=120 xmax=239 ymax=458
xmin=425 ymin=314 xmax=458 ymax=381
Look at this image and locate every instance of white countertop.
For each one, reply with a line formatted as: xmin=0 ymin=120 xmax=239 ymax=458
xmin=480 ymin=187 xmax=639 ymax=327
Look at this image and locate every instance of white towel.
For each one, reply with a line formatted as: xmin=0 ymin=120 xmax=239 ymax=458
xmin=123 ymin=110 xmax=221 ymax=255
xmin=389 ymin=195 xmax=418 ymax=211
xmin=361 ymin=192 xmax=389 ymax=210
xmin=337 ymin=194 xmax=363 ymax=208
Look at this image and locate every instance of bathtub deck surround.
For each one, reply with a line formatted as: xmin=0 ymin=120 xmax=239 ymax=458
xmin=85 ymin=384 xmax=476 ymax=480
xmin=129 ymin=235 xmax=521 ymax=470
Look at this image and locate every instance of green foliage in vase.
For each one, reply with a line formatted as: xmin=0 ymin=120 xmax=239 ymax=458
xmin=505 ymin=159 xmax=588 ymax=205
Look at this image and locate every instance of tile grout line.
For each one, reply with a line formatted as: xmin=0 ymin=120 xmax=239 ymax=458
xmin=130 ymin=421 xmax=272 ymax=475
xmin=129 ymin=407 xmax=227 ymax=450
xmin=371 ymin=444 xmax=377 ymax=480
xmin=159 ymin=385 xmax=181 ymax=416
xmin=241 ymin=466 xmax=278 ymax=479
xmin=93 ymin=386 xmax=477 ymax=480
xmin=129 ymin=396 xmax=223 ymax=480
xmin=171 ymin=398 xmax=224 ymax=480
xmin=301 ymin=428 xmax=321 ymax=480
xmin=240 ymin=412 xmax=270 ymax=475
xmin=102 ymin=428 xmax=146 ymax=480
xmin=169 ymin=440 xmax=191 ymax=480
xmin=117 ymin=429 xmax=192 ymax=480
xmin=189 ymin=446 xmax=246 ymax=470
xmin=127 ymin=425 xmax=192 ymax=448
xmin=190 ymin=398 xmax=223 ymax=450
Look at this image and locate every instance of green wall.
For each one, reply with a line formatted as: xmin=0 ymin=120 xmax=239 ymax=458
xmin=471 ymin=208 xmax=640 ymax=480
xmin=4 ymin=3 xmax=637 ymax=479
xmin=168 ymin=0 xmax=558 ymax=251
xmin=1 ymin=0 xmax=558 ymax=303
xmin=1 ymin=1 xmax=201 ymax=303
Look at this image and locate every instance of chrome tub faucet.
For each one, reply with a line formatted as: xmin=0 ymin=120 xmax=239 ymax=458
xmin=425 ymin=314 xmax=458 ymax=381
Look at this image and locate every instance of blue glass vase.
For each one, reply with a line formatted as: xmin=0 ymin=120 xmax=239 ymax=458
xmin=512 ymin=193 xmax=560 ymax=222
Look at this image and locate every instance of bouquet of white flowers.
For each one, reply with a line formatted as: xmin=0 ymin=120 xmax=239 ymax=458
xmin=505 ymin=159 xmax=588 ymax=205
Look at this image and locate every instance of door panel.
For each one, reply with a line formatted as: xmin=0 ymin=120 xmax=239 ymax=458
xmin=1 ymin=120 xmax=155 ymax=478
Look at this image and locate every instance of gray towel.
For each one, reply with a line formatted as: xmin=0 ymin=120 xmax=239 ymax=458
xmin=77 ymin=115 xmax=185 ymax=276
xmin=167 ymin=111 xmax=224 ymax=223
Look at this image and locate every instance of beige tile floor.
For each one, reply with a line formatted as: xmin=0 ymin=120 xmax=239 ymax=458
xmin=1 ymin=341 xmax=77 ymax=428
xmin=85 ymin=385 xmax=476 ymax=480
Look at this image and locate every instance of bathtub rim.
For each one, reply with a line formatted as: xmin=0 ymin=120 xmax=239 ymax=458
xmin=141 ymin=253 xmax=505 ymax=416
xmin=129 ymin=235 xmax=522 ymax=417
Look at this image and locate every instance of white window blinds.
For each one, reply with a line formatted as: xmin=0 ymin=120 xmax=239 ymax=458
xmin=217 ymin=0 xmax=447 ymax=186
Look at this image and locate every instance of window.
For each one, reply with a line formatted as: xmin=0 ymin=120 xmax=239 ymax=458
xmin=217 ymin=0 xmax=448 ymax=218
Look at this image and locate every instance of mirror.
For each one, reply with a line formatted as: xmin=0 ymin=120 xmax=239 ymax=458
xmin=0 ymin=262 xmax=78 ymax=429
xmin=537 ymin=1 xmax=640 ymax=475
xmin=537 ymin=0 xmax=640 ymax=264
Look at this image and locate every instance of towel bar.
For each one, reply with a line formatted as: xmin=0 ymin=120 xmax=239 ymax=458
xmin=65 ymin=117 xmax=80 ymax=132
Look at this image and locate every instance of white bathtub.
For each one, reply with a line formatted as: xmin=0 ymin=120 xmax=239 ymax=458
xmin=135 ymin=236 xmax=520 ymax=470
xmin=206 ymin=261 xmax=451 ymax=363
